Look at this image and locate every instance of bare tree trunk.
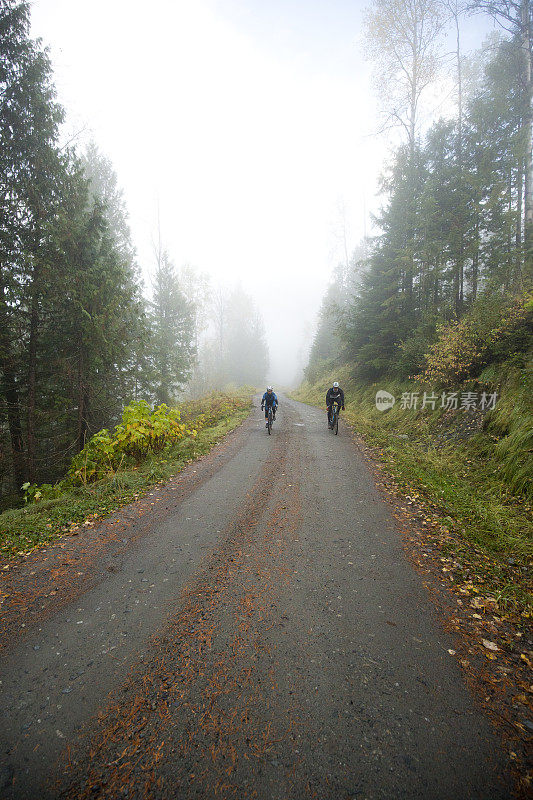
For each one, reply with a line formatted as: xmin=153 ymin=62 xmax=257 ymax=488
xmin=407 ymin=4 xmax=420 ymax=309
xmin=472 ymin=217 xmax=480 ymax=301
xmin=516 ymin=159 xmax=524 ymax=287
xmin=410 ymin=84 xmax=417 ymax=160
xmin=522 ymin=0 xmax=533 ymax=281
xmin=76 ymin=346 xmax=88 ymax=452
xmin=26 ymin=263 xmax=39 ymax=483
xmin=455 ymin=2 xmax=465 ymax=313
xmin=0 ymin=271 xmax=27 ymax=491
xmin=505 ymin=169 xmax=514 ymax=290
xmin=471 ymin=171 xmax=480 ymax=304
xmin=454 ymin=260 xmax=460 ymax=315
xmin=1 ymin=360 xmax=26 ymax=492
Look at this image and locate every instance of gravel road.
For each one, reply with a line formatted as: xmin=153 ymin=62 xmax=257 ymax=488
xmin=0 ymin=396 xmax=511 ymax=799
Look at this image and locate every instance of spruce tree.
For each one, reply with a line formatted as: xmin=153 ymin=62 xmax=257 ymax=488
xmin=0 ymin=0 xmax=63 ymax=489
xmin=150 ymin=251 xmax=195 ymax=405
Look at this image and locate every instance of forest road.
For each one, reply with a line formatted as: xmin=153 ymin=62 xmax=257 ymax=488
xmin=0 ymin=396 xmax=512 ymax=799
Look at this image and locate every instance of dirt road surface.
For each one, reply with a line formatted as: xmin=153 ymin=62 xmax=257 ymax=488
xmin=0 ymin=397 xmax=512 ymax=799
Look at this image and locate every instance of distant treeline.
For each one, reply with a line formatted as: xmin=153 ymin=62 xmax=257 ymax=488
xmin=0 ymin=1 xmax=268 ymax=501
xmin=308 ymin=1 xmax=532 ymax=383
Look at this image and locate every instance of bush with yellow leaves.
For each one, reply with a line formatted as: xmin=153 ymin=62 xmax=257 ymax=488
xmin=67 ymin=400 xmax=197 ymax=485
xmin=418 ymin=292 xmax=532 ymax=386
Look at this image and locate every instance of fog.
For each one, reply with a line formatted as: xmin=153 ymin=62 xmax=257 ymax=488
xmin=30 ymin=0 xmax=490 ymax=387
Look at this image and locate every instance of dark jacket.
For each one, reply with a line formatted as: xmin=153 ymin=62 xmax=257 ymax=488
xmin=326 ymin=387 xmax=344 ymax=407
xmin=262 ymin=391 xmax=278 ymax=407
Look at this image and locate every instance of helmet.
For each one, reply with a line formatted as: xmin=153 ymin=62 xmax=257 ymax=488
xmin=333 ymin=381 xmax=339 ymax=389
xmin=267 ymin=386 xmax=273 ymax=392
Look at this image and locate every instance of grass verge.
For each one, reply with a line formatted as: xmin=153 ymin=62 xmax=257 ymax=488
xmin=0 ymin=400 xmax=251 ymax=563
xmin=293 ymin=365 xmax=532 ymax=616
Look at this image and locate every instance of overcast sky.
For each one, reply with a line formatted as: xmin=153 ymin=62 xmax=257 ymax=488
xmin=30 ymin=0 xmax=491 ymax=385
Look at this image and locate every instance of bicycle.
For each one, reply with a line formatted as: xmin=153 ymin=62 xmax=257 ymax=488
xmin=262 ymin=403 xmax=275 ymax=434
xmin=329 ymin=402 xmax=340 ymax=435
xmin=266 ymin=404 xmax=274 ymax=435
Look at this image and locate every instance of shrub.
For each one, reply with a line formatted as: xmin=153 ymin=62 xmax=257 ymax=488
xmin=21 ymin=482 xmax=62 ymax=503
xmin=419 ymin=292 xmax=532 ymax=386
xmin=20 ymin=392 xmax=252 ymax=499
xmin=67 ymin=401 xmax=196 ymax=485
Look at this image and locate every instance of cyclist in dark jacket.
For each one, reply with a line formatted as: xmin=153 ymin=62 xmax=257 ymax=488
xmin=326 ymin=382 xmax=345 ymax=427
xmin=261 ymin=387 xmax=278 ymax=426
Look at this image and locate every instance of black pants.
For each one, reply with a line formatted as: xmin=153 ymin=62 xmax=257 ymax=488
xmin=327 ymin=404 xmax=340 ymax=423
xmin=264 ymin=405 xmax=277 ymax=419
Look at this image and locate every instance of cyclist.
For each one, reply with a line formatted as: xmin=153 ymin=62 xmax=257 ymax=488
xmin=326 ymin=381 xmax=345 ymax=428
xmin=261 ymin=387 xmax=278 ymax=427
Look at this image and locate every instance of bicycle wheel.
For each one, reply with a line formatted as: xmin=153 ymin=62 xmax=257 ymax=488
xmin=268 ymin=409 xmax=272 ymax=435
xmin=333 ymin=412 xmax=339 ymax=435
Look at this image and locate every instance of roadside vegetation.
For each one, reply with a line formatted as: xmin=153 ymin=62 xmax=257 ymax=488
xmin=0 ymin=392 xmax=252 ymax=562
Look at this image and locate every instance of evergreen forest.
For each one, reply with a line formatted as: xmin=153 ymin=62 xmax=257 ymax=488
xmin=308 ymin=0 xmax=532 ymax=390
xmin=0 ymin=1 xmax=269 ymax=504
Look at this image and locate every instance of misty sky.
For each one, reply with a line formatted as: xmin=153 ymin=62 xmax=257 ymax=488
xmin=30 ymin=0 xmax=491 ymax=385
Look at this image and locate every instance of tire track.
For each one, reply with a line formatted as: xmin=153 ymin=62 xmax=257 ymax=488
xmin=56 ymin=426 xmax=304 ymax=799
xmin=0 ymin=417 xmax=254 ymax=651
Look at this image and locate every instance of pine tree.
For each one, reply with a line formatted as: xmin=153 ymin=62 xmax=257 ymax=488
xmin=0 ymin=0 xmax=63 ymax=489
xmin=150 ymin=251 xmax=195 ymax=405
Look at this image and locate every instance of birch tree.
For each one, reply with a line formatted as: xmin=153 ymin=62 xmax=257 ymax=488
xmin=364 ymin=0 xmax=445 ymax=307
xmin=364 ymin=0 xmax=445 ymax=157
